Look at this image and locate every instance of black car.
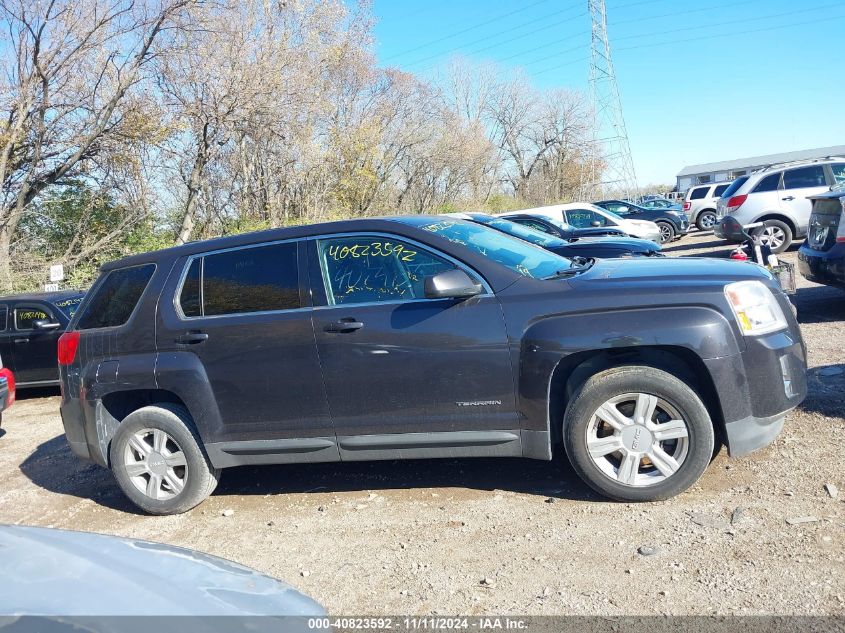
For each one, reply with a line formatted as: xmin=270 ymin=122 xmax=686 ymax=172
xmin=0 ymin=290 xmax=85 ymax=388
xmin=452 ymin=213 xmax=662 ymax=258
xmin=595 ymin=199 xmax=690 ymax=243
xmin=497 ymin=213 xmax=629 ymax=239
xmin=59 ymin=217 xmax=806 ymax=514
xmin=798 ymin=189 xmax=845 ymax=289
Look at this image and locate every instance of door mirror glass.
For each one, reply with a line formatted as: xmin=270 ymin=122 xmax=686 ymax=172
xmin=424 ymin=269 xmax=482 ymax=300
xmin=33 ymin=319 xmax=61 ymax=331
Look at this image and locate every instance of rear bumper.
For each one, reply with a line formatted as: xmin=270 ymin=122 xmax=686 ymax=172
xmin=714 ymin=215 xmax=745 ymax=241
xmin=797 ymin=242 xmax=845 ymax=287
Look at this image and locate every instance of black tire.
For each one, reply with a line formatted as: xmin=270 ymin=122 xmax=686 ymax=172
xmin=752 ymin=219 xmax=792 ymax=254
xmin=695 ymin=210 xmax=717 ymax=231
xmin=109 ymin=404 xmax=220 ymax=515
xmin=656 ymin=221 xmax=675 ymax=243
xmin=562 ymin=365 xmax=714 ymax=502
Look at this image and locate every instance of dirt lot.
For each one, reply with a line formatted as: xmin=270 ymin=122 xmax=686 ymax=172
xmin=1 ymin=230 xmax=843 ymax=616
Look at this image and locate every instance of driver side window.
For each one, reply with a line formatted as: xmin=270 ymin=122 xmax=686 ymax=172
xmin=566 ymin=209 xmax=606 ymax=228
xmin=318 ymin=236 xmax=455 ymax=306
xmin=15 ymin=305 xmax=54 ymax=330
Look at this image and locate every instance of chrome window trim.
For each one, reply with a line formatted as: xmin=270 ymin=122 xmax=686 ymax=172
xmin=310 ymin=231 xmax=494 ymax=308
xmin=173 ymin=237 xmax=306 ymax=321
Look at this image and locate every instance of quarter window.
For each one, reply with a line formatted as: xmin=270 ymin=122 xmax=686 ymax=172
xmin=713 ymin=184 xmax=730 ymax=197
xmin=830 ymin=163 xmax=845 ymax=187
xmin=752 ymin=173 xmax=781 ymax=193
xmin=181 ymin=242 xmax=300 ymax=317
xmin=318 ymin=236 xmax=455 ymax=306
xmin=783 ymin=165 xmax=826 ymax=190
xmin=77 ymin=264 xmax=155 ymax=330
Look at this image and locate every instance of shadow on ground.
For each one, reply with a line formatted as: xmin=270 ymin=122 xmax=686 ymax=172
xmin=794 ymin=285 xmax=845 ymax=324
xmin=20 ymin=434 xmax=600 ymax=514
xmin=801 ymin=363 xmax=845 ymax=418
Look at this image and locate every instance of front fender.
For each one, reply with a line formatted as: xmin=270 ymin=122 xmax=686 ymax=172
xmin=517 ymin=306 xmax=741 ymax=436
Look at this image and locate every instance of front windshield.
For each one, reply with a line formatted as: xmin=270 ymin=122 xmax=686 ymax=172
xmin=417 ymin=219 xmax=570 ymax=279
xmin=480 ymin=217 xmax=565 ymax=248
xmin=54 ymin=295 xmax=84 ymax=319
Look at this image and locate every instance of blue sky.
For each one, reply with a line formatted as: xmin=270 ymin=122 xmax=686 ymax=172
xmin=371 ymin=0 xmax=845 ymax=188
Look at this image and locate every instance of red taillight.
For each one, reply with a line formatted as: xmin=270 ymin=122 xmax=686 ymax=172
xmin=0 ymin=368 xmax=15 ymax=406
xmin=683 ymin=201 xmax=690 ymax=211
xmin=58 ymin=331 xmax=81 ymax=366
xmin=727 ymin=194 xmax=747 ymax=211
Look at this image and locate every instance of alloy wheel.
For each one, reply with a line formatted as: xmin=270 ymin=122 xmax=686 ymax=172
xmin=699 ymin=213 xmax=716 ymax=229
xmin=658 ymin=224 xmax=673 ymax=243
xmin=757 ymin=225 xmax=786 ymax=249
xmin=585 ymin=393 xmax=690 ymax=487
xmin=123 ymin=428 xmax=188 ymax=500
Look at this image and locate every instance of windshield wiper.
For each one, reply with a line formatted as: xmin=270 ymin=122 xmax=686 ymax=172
xmin=542 ymin=257 xmax=595 ymax=279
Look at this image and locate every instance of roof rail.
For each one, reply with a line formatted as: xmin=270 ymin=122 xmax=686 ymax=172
xmin=754 ymin=155 xmax=845 ymax=173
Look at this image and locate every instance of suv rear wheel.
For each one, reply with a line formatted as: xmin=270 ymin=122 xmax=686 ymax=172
xmin=563 ymin=366 xmax=714 ymax=502
xmin=696 ymin=210 xmax=717 ymax=231
xmin=110 ymin=404 xmax=220 ymax=515
xmin=753 ymin=220 xmax=792 ymax=254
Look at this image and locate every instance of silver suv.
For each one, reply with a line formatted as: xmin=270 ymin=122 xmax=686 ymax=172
xmin=683 ymin=182 xmax=731 ymax=231
xmin=715 ymin=157 xmax=845 ymax=253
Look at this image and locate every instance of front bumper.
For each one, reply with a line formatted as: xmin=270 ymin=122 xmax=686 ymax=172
xmin=797 ymin=242 xmax=845 ymax=288
xmin=704 ymin=319 xmax=807 ymax=457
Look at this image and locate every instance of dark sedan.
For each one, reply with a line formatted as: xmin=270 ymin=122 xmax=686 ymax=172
xmin=595 ymin=199 xmax=689 ymax=243
xmin=0 ymin=290 xmax=85 ymax=388
xmin=496 ymin=212 xmax=629 ymax=239
xmin=449 ymin=213 xmax=662 ymax=258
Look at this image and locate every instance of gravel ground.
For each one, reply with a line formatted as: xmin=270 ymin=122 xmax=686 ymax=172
xmin=0 ymin=229 xmax=843 ymax=616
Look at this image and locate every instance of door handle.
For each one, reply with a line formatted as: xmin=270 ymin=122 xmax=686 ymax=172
xmin=14 ymin=338 xmax=28 ymax=344
xmin=324 ymin=319 xmax=364 ymax=333
xmin=175 ymin=332 xmax=208 ymax=345
xmin=782 ymin=196 xmax=795 ymax=201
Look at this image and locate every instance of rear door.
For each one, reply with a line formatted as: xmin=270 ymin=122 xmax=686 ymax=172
xmin=156 ymin=240 xmax=334 ymax=450
xmin=779 ymin=165 xmax=828 ymax=235
xmin=11 ymin=303 xmax=62 ymax=384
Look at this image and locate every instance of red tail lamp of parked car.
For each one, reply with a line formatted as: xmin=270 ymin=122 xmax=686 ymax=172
xmin=0 ymin=367 xmax=15 ymax=406
xmin=58 ymin=331 xmax=81 ymax=366
xmin=726 ymin=195 xmax=748 ymax=213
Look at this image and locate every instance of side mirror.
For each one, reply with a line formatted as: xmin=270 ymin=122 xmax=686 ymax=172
xmin=591 ymin=220 xmax=602 ymax=227
xmin=33 ymin=319 xmax=61 ymax=331
xmin=424 ymin=269 xmax=483 ymax=300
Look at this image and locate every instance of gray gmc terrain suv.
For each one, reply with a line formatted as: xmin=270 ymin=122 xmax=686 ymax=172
xmin=58 ymin=217 xmax=807 ymax=514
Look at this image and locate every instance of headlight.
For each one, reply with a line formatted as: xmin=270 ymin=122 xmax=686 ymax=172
xmin=724 ymin=280 xmax=787 ymax=336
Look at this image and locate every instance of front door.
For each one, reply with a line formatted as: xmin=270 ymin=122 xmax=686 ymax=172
xmin=307 ymin=234 xmax=519 ymax=460
xmin=156 ymin=240 xmax=334 ymax=452
xmin=10 ymin=303 xmax=62 ymax=384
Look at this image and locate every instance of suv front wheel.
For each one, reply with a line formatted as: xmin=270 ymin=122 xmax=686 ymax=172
xmin=110 ymin=404 xmax=221 ymax=515
xmin=563 ymin=366 xmax=714 ymax=502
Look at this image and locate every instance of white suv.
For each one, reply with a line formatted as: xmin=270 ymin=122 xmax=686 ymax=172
xmin=715 ymin=157 xmax=845 ymax=253
xmin=683 ymin=182 xmax=731 ymax=231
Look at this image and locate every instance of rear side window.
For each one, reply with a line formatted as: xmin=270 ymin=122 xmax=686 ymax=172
xmin=713 ymin=184 xmax=729 ymax=197
xmin=689 ymin=187 xmax=709 ymax=200
xmin=830 ymin=163 xmax=845 ymax=187
xmin=783 ymin=165 xmax=826 ymax=189
xmin=180 ymin=242 xmax=300 ymax=317
xmin=721 ymin=176 xmax=749 ymax=199
xmin=77 ymin=264 xmax=155 ymax=330
xmin=753 ymin=173 xmax=781 ymax=193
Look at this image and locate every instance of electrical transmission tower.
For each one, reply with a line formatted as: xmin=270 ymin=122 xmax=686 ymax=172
xmin=584 ymin=0 xmax=637 ymax=200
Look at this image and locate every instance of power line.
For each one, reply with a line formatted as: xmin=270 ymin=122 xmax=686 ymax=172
xmin=382 ymin=0 xmax=555 ymax=61
xmin=407 ymin=3 xmax=584 ymax=69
